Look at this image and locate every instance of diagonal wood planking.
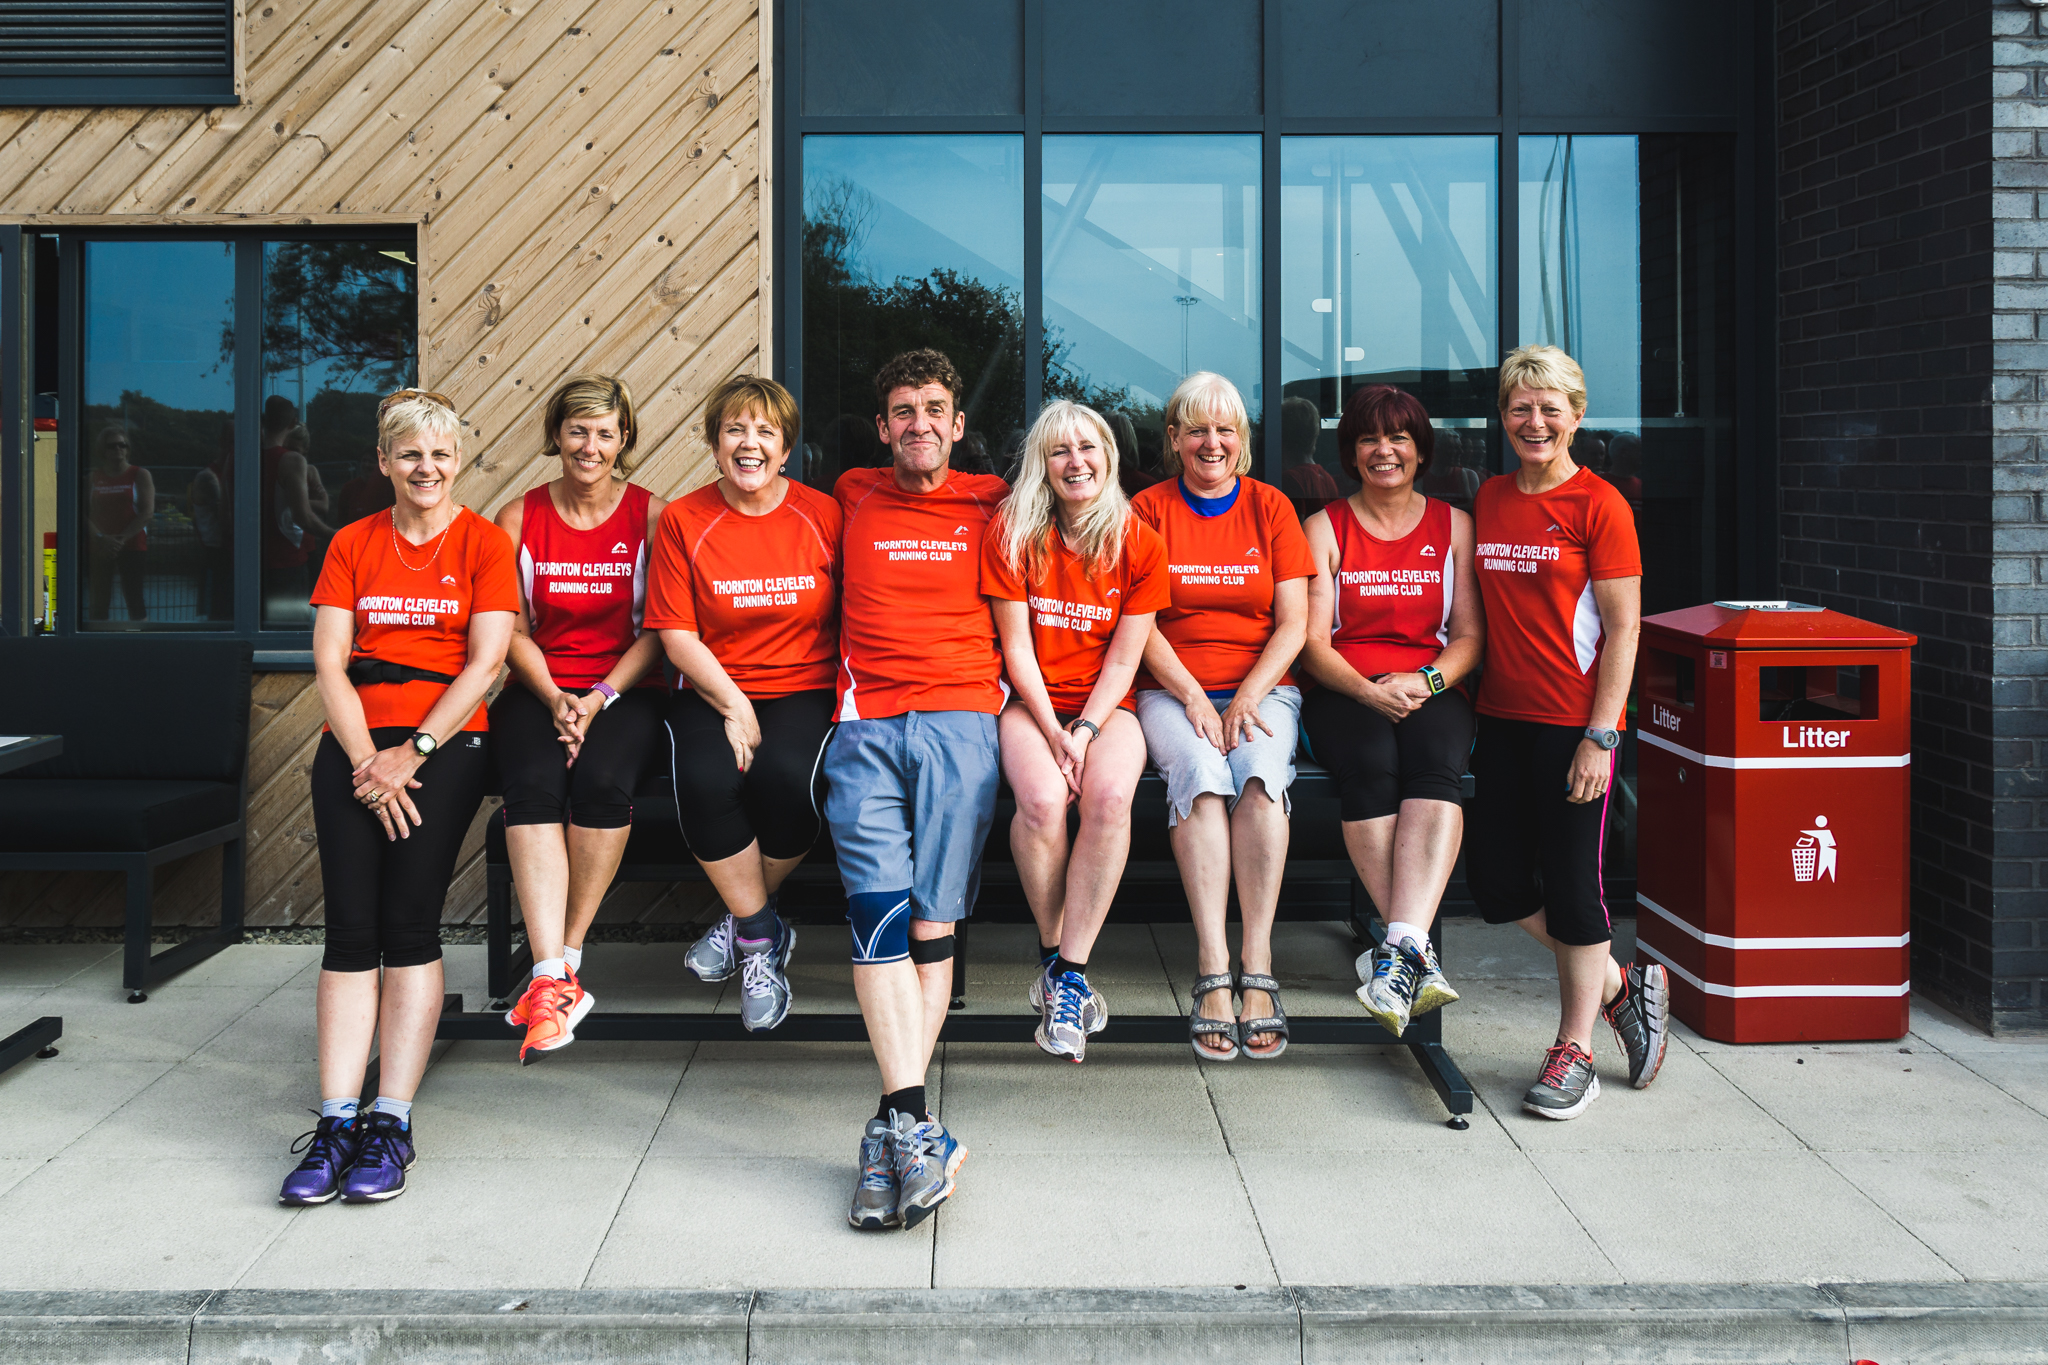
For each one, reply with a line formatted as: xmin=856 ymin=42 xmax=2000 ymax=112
xmin=0 ymin=0 xmax=768 ymax=929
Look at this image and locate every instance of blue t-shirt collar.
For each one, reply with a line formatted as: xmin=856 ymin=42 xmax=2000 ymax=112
xmin=1178 ymin=476 xmax=1240 ymax=518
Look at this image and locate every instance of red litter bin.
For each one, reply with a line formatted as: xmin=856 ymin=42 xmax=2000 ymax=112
xmin=1633 ymin=601 xmax=1917 ymax=1043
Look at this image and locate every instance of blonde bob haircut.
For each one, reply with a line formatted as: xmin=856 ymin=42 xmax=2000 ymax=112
xmin=702 ymin=374 xmax=801 ymax=457
xmin=378 ymin=393 xmax=462 ymax=459
xmin=1161 ymin=371 xmax=1253 ymax=477
xmin=1497 ymin=344 xmax=1588 ymax=418
xmin=543 ymin=373 xmax=638 ymax=478
xmin=999 ymin=400 xmax=1130 ymax=580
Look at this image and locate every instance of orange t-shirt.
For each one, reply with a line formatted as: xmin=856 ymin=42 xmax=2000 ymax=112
xmin=642 ymin=480 xmax=842 ymax=699
xmin=1129 ymin=477 xmax=1316 ymax=691
xmin=1472 ymin=468 xmax=1641 ymax=729
xmin=310 ymin=507 xmax=520 ymax=732
xmin=980 ymin=515 xmax=1172 ymax=715
xmin=835 ymin=466 xmax=1010 ymax=720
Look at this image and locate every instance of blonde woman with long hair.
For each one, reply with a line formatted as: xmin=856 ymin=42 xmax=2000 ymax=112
xmin=980 ymin=400 xmax=1171 ymax=1062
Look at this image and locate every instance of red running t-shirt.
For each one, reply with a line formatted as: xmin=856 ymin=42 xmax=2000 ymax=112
xmin=835 ymin=466 xmax=1010 ymax=720
xmin=643 ymin=480 xmax=843 ymax=699
xmin=1326 ymin=495 xmax=1458 ymax=679
xmin=1129 ymin=478 xmax=1316 ymax=691
xmin=311 ymin=507 xmax=520 ymax=732
xmin=517 ymin=482 xmax=654 ymax=691
xmin=981 ymin=516 xmax=1171 ymax=715
xmin=1472 ymin=468 xmax=1641 ymax=729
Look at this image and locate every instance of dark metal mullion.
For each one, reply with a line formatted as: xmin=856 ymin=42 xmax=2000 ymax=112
xmin=1 ymin=227 xmax=25 ymax=637
xmin=1041 ymin=116 xmax=1262 ymax=134
xmin=53 ymin=237 xmax=78 ymax=635
xmin=1281 ymin=117 xmax=1503 ymax=135
xmin=1495 ymin=0 xmax=1519 ymax=476
xmin=796 ymin=116 xmax=1024 ymax=133
xmin=779 ymin=0 xmax=800 ymax=394
xmin=1736 ymin=0 xmax=1774 ymax=597
xmin=233 ymin=240 xmax=260 ymax=633
xmin=1023 ymin=0 xmax=1043 ymax=421
xmin=1259 ymin=0 xmax=1281 ymax=484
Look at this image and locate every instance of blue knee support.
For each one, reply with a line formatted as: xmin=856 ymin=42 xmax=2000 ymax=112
xmin=847 ymin=890 xmax=912 ymax=965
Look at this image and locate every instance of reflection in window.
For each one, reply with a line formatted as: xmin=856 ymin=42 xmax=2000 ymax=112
xmin=259 ymin=242 xmax=418 ymax=629
xmin=1519 ymin=134 xmax=1736 ymax=614
xmin=81 ymin=241 xmax=235 ymax=628
xmin=1042 ymin=135 xmax=1261 ymax=486
xmin=802 ymin=135 xmax=1025 ymax=487
xmin=1280 ymin=137 xmax=1497 ymax=516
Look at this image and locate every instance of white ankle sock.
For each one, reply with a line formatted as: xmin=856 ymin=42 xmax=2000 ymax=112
xmin=533 ymin=957 xmax=569 ymax=980
xmin=320 ymin=1097 xmax=358 ymax=1123
xmin=562 ymin=945 xmax=583 ymax=971
xmin=1384 ymin=921 xmax=1429 ymax=954
xmin=370 ymin=1096 xmax=412 ymax=1125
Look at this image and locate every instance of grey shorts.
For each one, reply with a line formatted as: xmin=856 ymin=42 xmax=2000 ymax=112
xmin=1135 ymin=686 xmax=1301 ymax=827
xmin=821 ymin=710 xmax=1001 ymax=923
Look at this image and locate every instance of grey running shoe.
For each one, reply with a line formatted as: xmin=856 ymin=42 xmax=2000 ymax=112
xmin=1035 ymin=970 xmax=1092 ymax=1062
xmin=848 ymin=1116 xmax=900 ymax=1230
xmin=686 ymin=914 xmax=738 ymax=983
xmin=1357 ymin=942 xmax=1422 ymax=1037
xmin=1027 ymin=965 xmax=1108 ymax=1033
xmin=1602 ymin=961 xmax=1671 ymax=1089
xmin=1523 ymin=1041 xmax=1601 ymax=1120
xmin=1408 ymin=940 xmax=1460 ymax=1019
xmin=737 ymin=923 xmax=795 ymax=1033
xmin=892 ymin=1110 xmax=966 ymax=1228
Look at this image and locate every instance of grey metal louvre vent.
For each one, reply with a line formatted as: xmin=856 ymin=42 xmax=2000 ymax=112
xmin=1 ymin=0 xmax=235 ymax=106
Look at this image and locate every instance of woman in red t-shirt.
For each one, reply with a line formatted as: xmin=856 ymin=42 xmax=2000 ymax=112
xmin=982 ymin=400 xmax=1169 ymax=1064
xmin=1301 ymin=385 xmax=1483 ymax=1043
xmin=280 ymin=390 xmax=518 ymax=1208
xmin=1130 ymin=372 xmax=1313 ymax=1061
xmin=1468 ymin=345 xmax=1668 ymax=1121
xmin=487 ymin=375 xmax=669 ymax=1062
xmin=647 ymin=375 xmax=841 ymax=1034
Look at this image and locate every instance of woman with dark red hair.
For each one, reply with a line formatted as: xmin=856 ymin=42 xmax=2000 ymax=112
xmin=1301 ymin=385 xmax=1483 ymax=1038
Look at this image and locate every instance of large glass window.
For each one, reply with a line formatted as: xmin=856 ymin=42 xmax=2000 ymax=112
xmin=801 ymin=135 xmax=1025 ymax=487
xmin=1280 ymin=137 xmax=1498 ymax=515
xmin=1042 ymin=135 xmax=1262 ymax=482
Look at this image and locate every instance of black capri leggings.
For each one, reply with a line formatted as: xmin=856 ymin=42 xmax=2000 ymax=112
xmin=1464 ymin=715 xmax=1614 ymax=947
xmin=667 ymin=688 xmax=835 ymax=863
xmin=491 ymin=684 xmax=664 ymax=829
xmin=1301 ymin=685 xmax=1475 ymax=822
xmin=312 ymin=726 xmax=494 ymax=972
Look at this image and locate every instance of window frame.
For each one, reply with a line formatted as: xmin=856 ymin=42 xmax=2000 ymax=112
xmin=27 ymin=225 xmax=419 ymax=665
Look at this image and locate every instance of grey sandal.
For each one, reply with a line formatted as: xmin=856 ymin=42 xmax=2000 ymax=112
xmin=1189 ymin=973 xmax=1240 ymax=1061
xmin=1236 ymin=973 xmax=1289 ymax=1060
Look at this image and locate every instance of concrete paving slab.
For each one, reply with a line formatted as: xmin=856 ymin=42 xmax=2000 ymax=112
xmin=405 ymin=1055 xmax=686 ymax=1159
xmin=186 ymin=987 xmax=318 ymax=1061
xmin=932 ymin=1153 xmax=1275 ymax=1287
xmin=1946 ymin=1050 xmax=2048 ymax=1121
xmin=240 ymin=1157 xmax=642 ymax=1290
xmin=1833 ymin=1281 xmax=2048 ymax=1365
xmin=750 ymin=1287 xmax=1302 ymax=1365
xmin=953 ymin=978 xmax=1184 ymax=1021
xmin=1823 ymin=1151 xmax=2048 ymax=1280
xmin=0 ymin=1290 xmax=212 ymax=1365
xmin=570 ymin=942 xmax=701 ymax=991
xmin=0 ymin=1058 xmax=174 ymax=1159
xmin=648 ymin=1042 xmax=919 ymax=1161
xmin=0 ymin=944 xmax=117 ymax=989
xmin=19 ymin=985 xmax=267 ymax=1061
xmin=60 ymin=944 xmax=323 ymax=993
xmin=1201 ymin=1044 xmax=1518 ymax=1151
xmin=964 ymin=923 xmax=1167 ymax=984
xmin=0 ymin=1159 xmax=42 ymax=1201
xmin=63 ymin=1058 xmax=315 ymax=1160
xmin=434 ymin=1037 xmax=701 ymax=1068
xmin=1239 ymin=1150 xmax=1616 ymax=1285
xmin=586 ymin=1157 xmax=935 ymax=1289
xmin=1529 ymin=1148 xmax=1963 ymax=1284
xmin=0 ymin=1157 xmax=290 ymax=1290
xmin=938 ymin=1045 xmax=1225 ymax=1154
xmin=1150 ymin=921 xmax=1364 ymax=985
xmin=1701 ymin=1045 xmax=2048 ymax=1151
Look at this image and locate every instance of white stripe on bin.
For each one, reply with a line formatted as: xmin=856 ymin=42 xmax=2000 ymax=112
xmin=1637 ymin=893 xmax=1911 ymax=950
xmin=1636 ymin=942 xmax=1911 ymax=999
xmin=1637 ymin=731 xmax=1910 ymax=770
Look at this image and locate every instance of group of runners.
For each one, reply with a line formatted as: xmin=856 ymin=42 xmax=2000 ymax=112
xmin=276 ymin=343 xmax=1670 ymax=1229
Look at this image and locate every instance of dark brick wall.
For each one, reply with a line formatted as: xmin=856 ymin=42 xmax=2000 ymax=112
xmin=1775 ymin=0 xmax=2002 ymax=1026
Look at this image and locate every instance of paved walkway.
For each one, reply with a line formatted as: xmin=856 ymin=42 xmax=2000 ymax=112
xmin=1 ymin=919 xmax=2044 ymax=1297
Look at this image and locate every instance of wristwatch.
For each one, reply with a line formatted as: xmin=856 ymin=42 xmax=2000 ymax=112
xmin=409 ymin=731 xmax=439 ymax=758
xmin=1418 ymin=664 xmax=1446 ymax=695
xmin=1068 ymin=717 xmax=1101 ymax=741
xmin=590 ymin=681 xmax=621 ymax=710
xmin=1583 ymin=727 xmax=1621 ymax=751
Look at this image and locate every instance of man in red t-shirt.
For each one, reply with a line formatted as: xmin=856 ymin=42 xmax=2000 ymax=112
xmin=825 ymin=349 xmax=1003 ymax=1233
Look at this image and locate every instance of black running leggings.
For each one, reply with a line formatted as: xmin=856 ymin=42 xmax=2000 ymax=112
xmin=666 ymin=688 xmax=835 ymax=863
xmin=1301 ymin=685 xmax=1475 ymax=822
xmin=491 ymin=683 xmax=664 ymax=829
xmin=312 ymin=726 xmax=493 ymax=972
xmin=1463 ymin=715 xmax=1614 ymax=947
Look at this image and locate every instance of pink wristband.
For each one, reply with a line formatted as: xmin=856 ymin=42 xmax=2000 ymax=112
xmin=590 ymin=682 xmax=620 ymax=709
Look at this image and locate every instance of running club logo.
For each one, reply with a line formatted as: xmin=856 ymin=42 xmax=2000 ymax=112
xmin=1792 ymin=816 xmax=1838 ymax=883
xmin=1420 ymin=544 xmax=1438 ymax=555
xmin=440 ymin=574 xmax=458 ymax=587
xmin=610 ymin=541 xmax=628 ymax=554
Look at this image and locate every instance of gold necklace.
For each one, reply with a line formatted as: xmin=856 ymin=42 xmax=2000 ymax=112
xmin=389 ymin=508 xmax=457 ymax=573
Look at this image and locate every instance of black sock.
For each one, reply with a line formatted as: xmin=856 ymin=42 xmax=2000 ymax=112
xmin=1053 ymin=955 xmax=1087 ymax=981
xmin=1039 ymin=942 xmax=1059 ymax=967
xmin=733 ymin=903 xmax=782 ymax=945
xmin=877 ymin=1086 xmax=926 ymax=1123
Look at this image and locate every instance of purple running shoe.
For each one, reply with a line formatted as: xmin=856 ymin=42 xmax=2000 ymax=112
xmin=278 ymin=1115 xmax=360 ymax=1206
xmin=339 ymin=1111 xmax=416 ymax=1203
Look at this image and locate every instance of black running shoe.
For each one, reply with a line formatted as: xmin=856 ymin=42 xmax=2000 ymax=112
xmin=1602 ymin=961 xmax=1670 ymax=1089
xmin=1523 ymin=1040 xmax=1600 ymax=1120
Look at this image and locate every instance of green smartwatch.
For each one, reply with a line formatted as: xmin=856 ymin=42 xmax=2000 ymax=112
xmin=1418 ymin=664 xmax=1446 ymax=696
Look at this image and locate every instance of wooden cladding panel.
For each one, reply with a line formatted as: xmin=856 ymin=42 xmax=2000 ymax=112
xmin=0 ymin=0 xmax=767 ymax=929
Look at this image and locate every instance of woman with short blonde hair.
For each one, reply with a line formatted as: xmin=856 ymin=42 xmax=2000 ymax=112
xmin=983 ymin=400 xmax=1171 ymax=1063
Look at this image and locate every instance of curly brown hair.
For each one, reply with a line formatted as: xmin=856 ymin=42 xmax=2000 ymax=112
xmin=873 ymin=348 xmax=963 ymax=415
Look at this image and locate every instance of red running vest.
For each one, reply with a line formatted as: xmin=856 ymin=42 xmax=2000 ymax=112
xmin=1326 ymin=495 xmax=1456 ymax=679
xmin=517 ymin=483 xmax=654 ymax=690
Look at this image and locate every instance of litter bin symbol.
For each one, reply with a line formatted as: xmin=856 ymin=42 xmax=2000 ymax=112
xmin=1792 ymin=817 xmax=1836 ymax=883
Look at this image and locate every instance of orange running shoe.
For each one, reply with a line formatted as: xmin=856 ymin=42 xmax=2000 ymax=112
xmin=515 ymin=972 xmax=595 ymax=1065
